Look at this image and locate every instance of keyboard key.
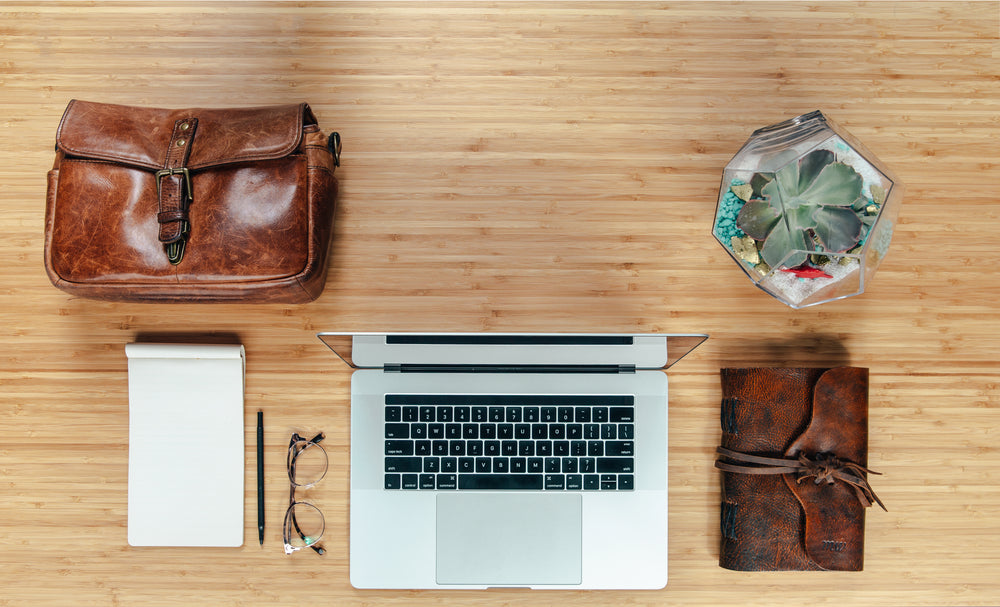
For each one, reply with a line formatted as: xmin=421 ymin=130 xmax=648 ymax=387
xmin=518 ymin=441 xmax=535 ymax=457
xmin=567 ymin=424 xmax=583 ymax=439
xmin=511 ymin=457 xmax=526 ymax=473
xmin=450 ymin=441 xmax=466 ymax=456
xmin=480 ymin=424 xmax=497 ymax=439
xmin=541 ymin=407 xmax=557 ymax=422
xmin=544 ymin=474 xmax=566 ymax=490
xmin=402 ymin=474 xmax=419 ymax=490
xmin=619 ymin=424 xmax=635 ymax=440
xmin=566 ymin=474 xmax=583 ymax=490
xmin=537 ymin=441 xmax=553 ymax=456
xmin=462 ymin=424 xmax=478 ymax=439
xmin=549 ymin=424 xmax=565 ymax=439
xmin=505 ymin=407 xmax=522 ymax=422
xmin=558 ymin=407 xmax=573 ymax=422
xmin=420 ymin=406 xmax=435 ymax=422
xmin=455 ymin=407 xmax=470 ymax=422
xmin=419 ymin=474 xmax=436 ymax=489
xmin=458 ymin=457 xmax=474 ymax=473
xmin=554 ymin=441 xmax=570 ymax=457
xmin=561 ymin=457 xmax=578 ymax=473
xmin=385 ymin=440 xmax=413 ymax=456
xmin=411 ymin=423 xmax=427 ymax=439
xmin=584 ymin=424 xmax=600 ymax=440
xmin=489 ymin=407 xmax=504 ymax=422
xmin=515 ymin=424 xmax=531 ymax=439
xmin=605 ymin=441 xmax=634 ymax=457
xmin=587 ymin=441 xmax=604 ymax=457
xmin=385 ymin=423 xmax=409 ymax=439
xmin=493 ymin=458 xmax=509 ymax=473
xmin=385 ymin=457 xmax=422 ymax=473
xmin=581 ymin=457 xmax=596 ymax=473
xmin=597 ymin=457 xmax=634 ymax=473
xmin=584 ymin=474 xmax=600 ymax=490
xmin=446 ymin=423 xmax=462 ymax=439
xmin=472 ymin=407 xmax=488 ymax=422
xmin=571 ymin=441 xmax=587 ymax=456
xmin=601 ymin=424 xmax=617 ymax=440
xmin=531 ymin=424 xmax=547 ymax=440
xmin=437 ymin=406 xmax=453 ymax=422
xmin=429 ymin=424 xmax=445 ymax=439
xmin=424 ymin=457 xmax=440 ymax=473
xmin=415 ymin=440 xmax=431 ymax=456
xmin=467 ymin=441 xmax=483 ymax=456
xmin=459 ymin=474 xmax=543 ymax=490
xmin=593 ymin=407 xmax=609 ymax=422
xmin=498 ymin=424 xmax=514 ymax=439
xmin=527 ymin=458 xmax=543 ymax=473
xmin=441 ymin=457 xmax=457 ymax=472
xmin=618 ymin=474 xmax=634 ymax=490
xmin=609 ymin=407 xmax=634 ymax=422
xmin=484 ymin=441 xmax=501 ymax=457
xmin=432 ymin=440 xmax=449 ymax=456
xmin=402 ymin=406 xmax=419 ymax=422
xmin=437 ymin=474 xmax=457 ymax=490
xmin=385 ymin=474 xmax=401 ymax=489
xmin=545 ymin=457 xmax=561 ymax=473
xmin=574 ymin=407 xmax=591 ymax=423
xmin=385 ymin=406 xmax=402 ymax=422
xmin=524 ymin=407 xmax=540 ymax=422
xmin=502 ymin=440 xmax=518 ymax=456
xmin=476 ymin=458 xmax=491 ymax=473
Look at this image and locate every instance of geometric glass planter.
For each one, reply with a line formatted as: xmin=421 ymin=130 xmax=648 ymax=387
xmin=713 ymin=111 xmax=904 ymax=308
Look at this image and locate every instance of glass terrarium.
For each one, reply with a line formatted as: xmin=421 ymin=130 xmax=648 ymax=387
xmin=713 ymin=111 xmax=903 ymax=309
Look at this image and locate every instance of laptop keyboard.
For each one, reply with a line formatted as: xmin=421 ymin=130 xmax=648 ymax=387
xmin=383 ymin=395 xmax=635 ymax=491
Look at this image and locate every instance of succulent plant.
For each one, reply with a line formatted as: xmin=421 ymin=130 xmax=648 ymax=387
xmin=736 ymin=149 xmax=866 ymax=269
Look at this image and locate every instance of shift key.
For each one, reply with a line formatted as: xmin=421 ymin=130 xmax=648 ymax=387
xmin=385 ymin=457 xmax=422 ymax=472
xmin=597 ymin=457 xmax=634 ymax=473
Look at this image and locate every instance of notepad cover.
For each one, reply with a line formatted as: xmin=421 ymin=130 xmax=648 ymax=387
xmin=126 ymin=343 xmax=245 ymax=547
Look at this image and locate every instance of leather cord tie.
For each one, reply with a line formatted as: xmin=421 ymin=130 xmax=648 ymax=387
xmin=715 ymin=446 xmax=886 ymax=511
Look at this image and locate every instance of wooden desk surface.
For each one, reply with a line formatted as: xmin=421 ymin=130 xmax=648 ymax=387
xmin=2 ymin=2 xmax=998 ymax=605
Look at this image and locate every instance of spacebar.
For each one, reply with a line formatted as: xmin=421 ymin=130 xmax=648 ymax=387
xmin=458 ymin=474 xmax=544 ymax=490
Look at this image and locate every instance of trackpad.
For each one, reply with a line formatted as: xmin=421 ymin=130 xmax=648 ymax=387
xmin=436 ymin=493 xmax=582 ymax=586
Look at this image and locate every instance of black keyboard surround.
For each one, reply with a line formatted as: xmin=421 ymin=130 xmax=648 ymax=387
xmin=382 ymin=394 xmax=636 ymax=491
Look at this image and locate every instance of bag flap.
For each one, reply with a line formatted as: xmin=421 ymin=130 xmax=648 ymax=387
xmin=783 ymin=367 xmax=869 ymax=570
xmin=56 ymin=100 xmax=315 ymax=170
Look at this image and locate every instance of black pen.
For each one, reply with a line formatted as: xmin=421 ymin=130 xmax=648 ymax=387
xmin=257 ymin=410 xmax=264 ymax=545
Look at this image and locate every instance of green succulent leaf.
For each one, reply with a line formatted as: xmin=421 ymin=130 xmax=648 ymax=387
xmin=799 ymin=162 xmax=864 ymax=207
xmin=760 ymin=220 xmax=810 ymax=268
xmin=735 ymin=199 xmax=780 ymax=240
xmin=812 ymin=205 xmax=864 ymax=252
xmin=797 ymin=149 xmax=835 ymax=194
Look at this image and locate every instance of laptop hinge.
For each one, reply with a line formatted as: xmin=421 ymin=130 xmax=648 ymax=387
xmin=384 ymin=364 xmax=636 ymax=374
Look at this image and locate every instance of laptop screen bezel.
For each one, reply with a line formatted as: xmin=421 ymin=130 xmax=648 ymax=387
xmin=316 ymin=332 xmax=707 ymax=371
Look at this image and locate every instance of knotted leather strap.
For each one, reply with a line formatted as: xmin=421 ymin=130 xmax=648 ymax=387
xmin=716 ymin=446 xmax=886 ymax=511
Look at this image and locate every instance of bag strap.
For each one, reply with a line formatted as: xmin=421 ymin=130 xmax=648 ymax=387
xmin=156 ymin=117 xmax=198 ymax=264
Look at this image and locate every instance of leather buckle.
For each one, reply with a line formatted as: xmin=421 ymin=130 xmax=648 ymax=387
xmin=155 ymin=167 xmax=192 ymax=200
xmin=155 ymin=167 xmax=192 ymax=265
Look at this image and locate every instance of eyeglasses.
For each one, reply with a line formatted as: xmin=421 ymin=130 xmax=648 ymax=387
xmin=283 ymin=432 xmax=328 ymax=555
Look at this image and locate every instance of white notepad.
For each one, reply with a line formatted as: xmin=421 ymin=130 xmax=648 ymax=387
xmin=126 ymin=343 xmax=245 ymax=547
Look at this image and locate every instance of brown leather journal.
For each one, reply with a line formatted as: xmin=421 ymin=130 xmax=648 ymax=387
xmin=715 ymin=367 xmax=884 ymax=571
xmin=45 ymin=100 xmax=341 ymax=303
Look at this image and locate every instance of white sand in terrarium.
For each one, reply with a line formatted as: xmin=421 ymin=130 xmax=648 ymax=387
xmin=760 ymin=258 xmax=860 ymax=306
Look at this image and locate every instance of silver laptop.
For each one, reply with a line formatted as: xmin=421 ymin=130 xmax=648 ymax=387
xmin=318 ymin=332 xmax=707 ymax=590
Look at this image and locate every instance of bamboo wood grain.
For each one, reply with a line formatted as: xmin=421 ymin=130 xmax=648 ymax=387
xmin=1 ymin=2 xmax=998 ymax=606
